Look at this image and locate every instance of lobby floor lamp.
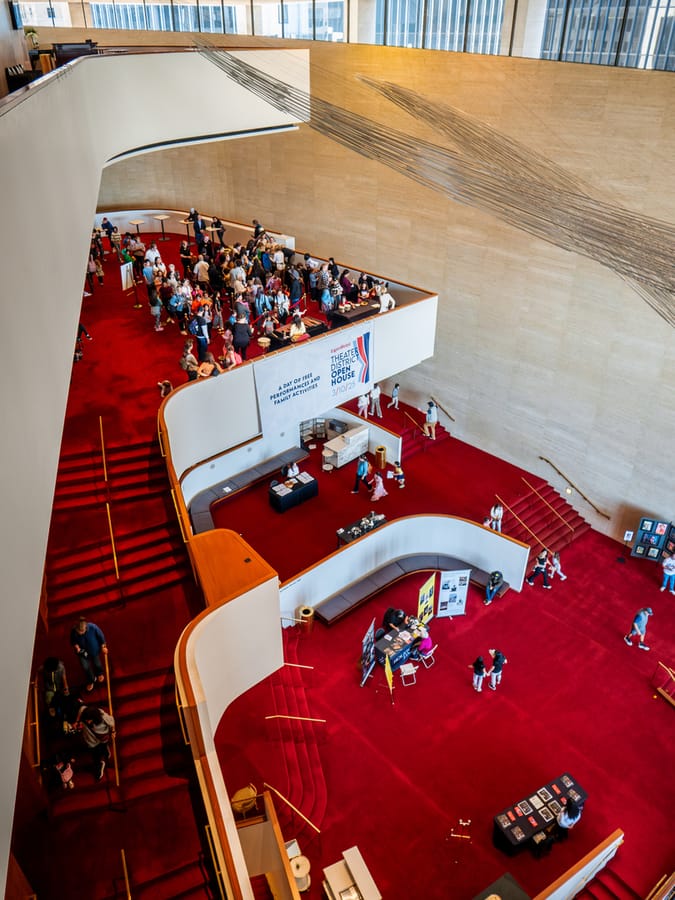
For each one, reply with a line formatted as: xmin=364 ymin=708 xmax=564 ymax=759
xmin=154 ymin=214 xmax=170 ymax=241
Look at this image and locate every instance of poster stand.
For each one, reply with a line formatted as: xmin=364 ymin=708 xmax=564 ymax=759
xmin=359 ymin=618 xmax=376 ymax=687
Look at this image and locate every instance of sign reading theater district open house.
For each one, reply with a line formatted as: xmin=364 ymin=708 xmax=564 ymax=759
xmin=254 ymin=325 xmax=373 ymax=435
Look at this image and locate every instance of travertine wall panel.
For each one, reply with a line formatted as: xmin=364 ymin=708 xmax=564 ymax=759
xmin=92 ymin=38 xmax=675 ymax=537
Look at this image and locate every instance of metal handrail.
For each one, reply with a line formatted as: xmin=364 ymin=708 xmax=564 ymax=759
xmin=538 ymin=456 xmax=610 ymax=519
xmin=404 ymin=410 xmax=425 ymax=434
xmin=264 ymin=715 xmax=326 ymax=723
xmin=103 ymin=654 xmax=120 ymax=788
xmin=521 ymin=477 xmax=575 ymax=533
xmin=30 ymin=679 xmax=42 ymax=776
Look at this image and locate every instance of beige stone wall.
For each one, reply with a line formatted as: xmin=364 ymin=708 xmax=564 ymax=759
xmin=73 ymin=33 xmax=675 ymax=537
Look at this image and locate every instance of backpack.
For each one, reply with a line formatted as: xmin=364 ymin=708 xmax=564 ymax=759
xmin=188 ymin=317 xmax=200 ymax=336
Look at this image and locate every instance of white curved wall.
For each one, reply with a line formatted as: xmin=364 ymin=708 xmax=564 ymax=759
xmin=0 ymin=47 xmax=308 ymax=895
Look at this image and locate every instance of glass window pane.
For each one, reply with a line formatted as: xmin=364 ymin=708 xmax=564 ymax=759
xmin=387 ymin=0 xmax=424 ymax=47
xmin=252 ymin=0 xmax=283 ymax=36
xmin=424 ymin=0 xmax=467 ymax=50
xmin=315 ymin=0 xmax=346 ymax=39
xmin=173 ymin=1 xmax=199 ymax=29
xmin=284 ymin=0 xmax=313 ymax=38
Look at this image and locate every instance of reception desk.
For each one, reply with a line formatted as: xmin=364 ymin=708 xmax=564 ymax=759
xmin=323 ymin=846 xmax=381 ymax=900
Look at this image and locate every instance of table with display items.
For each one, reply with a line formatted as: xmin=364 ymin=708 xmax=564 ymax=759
xmin=493 ymin=773 xmax=587 ymax=856
xmin=268 ymin=472 xmax=318 ymax=512
xmin=268 ymin=316 xmax=328 ymax=350
xmin=374 ymin=621 xmax=425 ymax=671
xmin=337 ymin=514 xmax=387 ymax=547
xmin=329 ymin=301 xmax=380 ymax=328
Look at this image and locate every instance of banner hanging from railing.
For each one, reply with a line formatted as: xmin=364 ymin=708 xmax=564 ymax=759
xmin=253 ymin=324 xmax=374 ymax=436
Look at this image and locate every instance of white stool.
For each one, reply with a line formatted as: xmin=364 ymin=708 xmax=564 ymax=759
xmin=291 ymin=855 xmax=311 ymax=892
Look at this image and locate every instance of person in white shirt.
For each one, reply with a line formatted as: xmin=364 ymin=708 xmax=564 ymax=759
xmin=660 ymin=553 xmax=675 ymax=593
xmin=555 ymin=797 xmax=582 ymax=840
xmin=378 ymin=282 xmax=396 ymax=313
xmin=369 ymin=383 xmax=383 ymax=418
xmin=145 ymin=241 xmax=161 ymax=265
xmin=489 ymin=503 xmax=504 ymax=533
xmin=357 ymin=394 xmax=369 ymax=419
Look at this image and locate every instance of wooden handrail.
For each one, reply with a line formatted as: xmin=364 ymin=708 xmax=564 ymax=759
xmin=103 ymin=654 xmax=121 ymax=788
xmin=521 ymin=477 xmax=575 ymax=534
xmin=263 ymin=783 xmax=321 ymax=833
xmin=264 ymin=715 xmax=326 ymax=723
xmin=175 ymin=685 xmax=190 ymax=746
xmin=646 ymin=872 xmax=675 ymax=900
xmin=120 ymin=848 xmax=132 ymax=900
xmin=538 ymin=456 xmax=610 ymax=519
xmin=430 ymin=395 xmax=456 ymax=422
xmin=99 ymin=415 xmax=108 ymax=483
xmin=105 ymin=502 xmax=120 ymax=581
xmin=157 ymin=422 xmax=166 ymax=458
xmin=496 ymin=494 xmax=551 ymax=554
xmin=171 ymin=489 xmax=189 ymax=544
xmin=404 ymin=410 xmax=425 ymax=434
xmin=30 ymin=679 xmax=41 ymax=774
xmin=204 ymin=824 xmax=227 ymax=900
xmin=532 ymin=829 xmax=624 ymax=899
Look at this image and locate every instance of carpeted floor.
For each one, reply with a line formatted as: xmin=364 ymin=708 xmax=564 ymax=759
xmin=21 ymin=228 xmax=675 ymax=899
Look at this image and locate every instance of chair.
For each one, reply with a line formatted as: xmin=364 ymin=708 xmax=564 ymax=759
xmin=420 ymin=644 xmax=438 ymax=669
xmin=270 ymin=479 xmax=279 ymax=488
xmin=399 ymin=662 xmax=418 ymax=686
xmin=230 ymin=783 xmax=258 ymax=816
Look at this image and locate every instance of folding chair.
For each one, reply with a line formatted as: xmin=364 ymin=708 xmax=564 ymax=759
xmin=399 ymin=663 xmax=418 ymax=686
xmin=420 ymin=644 xmax=438 ymax=669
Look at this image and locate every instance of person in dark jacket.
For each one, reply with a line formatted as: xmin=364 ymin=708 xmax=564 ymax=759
xmin=232 ymin=315 xmax=253 ymax=360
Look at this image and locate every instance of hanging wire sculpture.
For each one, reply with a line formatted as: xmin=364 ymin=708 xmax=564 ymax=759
xmin=195 ymin=41 xmax=675 ymax=327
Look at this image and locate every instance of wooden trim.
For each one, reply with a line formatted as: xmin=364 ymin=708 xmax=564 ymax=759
xmin=263 ymin=791 xmax=302 ymax=900
xmin=531 ymin=829 xmax=624 ymax=899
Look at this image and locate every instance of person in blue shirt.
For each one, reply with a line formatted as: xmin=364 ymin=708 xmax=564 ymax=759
xmin=624 ymin=607 xmax=653 ymax=650
xmin=352 ymin=455 xmax=369 ymax=494
xmin=70 ymin=617 xmax=108 ymax=692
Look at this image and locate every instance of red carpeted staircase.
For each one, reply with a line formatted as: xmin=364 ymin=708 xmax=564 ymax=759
xmin=263 ymin=629 xmax=327 ymax=846
xmin=53 ymin=440 xmax=170 ymax=510
xmin=46 ymin=519 xmax=192 ymax=624
xmin=504 ymin=478 xmax=591 ymax=561
xmin=576 ymin=866 xmax=643 ymax=899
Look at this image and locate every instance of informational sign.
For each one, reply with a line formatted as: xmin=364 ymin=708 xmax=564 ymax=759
xmin=254 ymin=324 xmax=373 ymax=435
xmin=436 ymin=569 xmax=471 ymax=618
xmin=120 ymin=261 xmax=135 ymax=291
xmin=360 ymin=618 xmax=376 ymax=687
xmin=417 ymin=573 xmax=436 ymax=624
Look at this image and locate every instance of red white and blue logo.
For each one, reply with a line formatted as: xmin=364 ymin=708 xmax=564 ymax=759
xmin=353 ymin=333 xmax=370 ymax=384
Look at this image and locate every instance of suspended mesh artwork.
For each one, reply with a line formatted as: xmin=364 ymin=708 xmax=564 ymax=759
xmin=196 ymin=41 xmax=675 ymax=327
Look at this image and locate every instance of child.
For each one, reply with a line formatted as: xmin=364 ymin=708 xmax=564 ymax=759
xmin=393 ymin=461 xmax=405 ymax=489
xmin=548 ymin=551 xmax=567 ymax=581
xmin=469 ymin=656 xmax=486 ymax=692
xmin=371 ymin=471 xmax=388 ymax=502
xmin=387 ymin=383 xmax=400 ymax=409
xmin=54 ymin=755 xmax=75 ymax=790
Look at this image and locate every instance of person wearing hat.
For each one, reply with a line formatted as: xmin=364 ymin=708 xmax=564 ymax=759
xmin=624 ymin=607 xmax=653 ymax=650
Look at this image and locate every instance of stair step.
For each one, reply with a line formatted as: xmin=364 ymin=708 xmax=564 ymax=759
xmin=130 ymin=860 xmax=214 ymax=900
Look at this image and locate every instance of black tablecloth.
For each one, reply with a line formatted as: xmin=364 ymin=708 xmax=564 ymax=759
xmin=329 ymin=304 xmax=380 ymax=328
xmin=493 ymin=773 xmax=587 ymax=855
xmin=268 ymin=476 xmax=318 ymax=512
xmin=337 ymin=515 xmax=387 ymax=546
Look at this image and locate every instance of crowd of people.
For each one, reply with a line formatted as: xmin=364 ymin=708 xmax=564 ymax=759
xmin=91 ymin=214 xmax=398 ymax=386
xmin=39 ymin=616 xmax=116 ymax=787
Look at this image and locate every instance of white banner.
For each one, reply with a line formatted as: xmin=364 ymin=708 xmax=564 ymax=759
xmin=436 ymin=569 xmax=471 ymax=618
xmin=120 ymin=261 xmax=135 ymax=291
xmin=254 ymin=323 xmax=373 ymax=435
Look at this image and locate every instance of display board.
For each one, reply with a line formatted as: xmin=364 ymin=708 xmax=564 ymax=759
xmin=631 ymin=516 xmax=673 ymax=560
xmin=436 ymin=569 xmax=471 ymax=617
xmin=360 ymin=618 xmax=376 ymax=687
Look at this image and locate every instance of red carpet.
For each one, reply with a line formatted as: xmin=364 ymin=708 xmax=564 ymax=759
xmin=17 ymin=228 xmax=675 ymax=899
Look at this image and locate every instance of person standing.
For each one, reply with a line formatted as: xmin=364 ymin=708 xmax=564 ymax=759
xmin=387 ymin=383 xmax=400 ymax=410
xmin=393 ymin=461 xmax=405 ymax=489
xmin=352 ymin=455 xmax=369 ymax=494
xmin=489 ymin=503 xmax=504 ymax=533
xmin=526 ymin=549 xmax=552 ymax=588
xmin=554 ymin=797 xmax=582 ymax=840
xmin=357 ymin=394 xmax=369 ymax=419
xmin=624 ymin=607 xmax=653 ymax=650
xmin=75 ymin=705 xmax=115 ymax=781
xmin=369 ymin=383 xmax=383 ymax=418
xmin=660 ymin=553 xmax=675 ymax=594
xmin=371 ymin=471 xmax=388 ymax=501
xmin=469 ymin=655 xmax=486 ymax=692
xmin=484 ymin=570 xmax=503 ymax=606
xmin=423 ymin=401 xmax=438 ymax=439
xmin=487 ymin=648 xmax=508 ymax=691
xmin=70 ymin=617 xmax=108 ymax=692
xmin=548 ymin=551 xmax=567 ymax=581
